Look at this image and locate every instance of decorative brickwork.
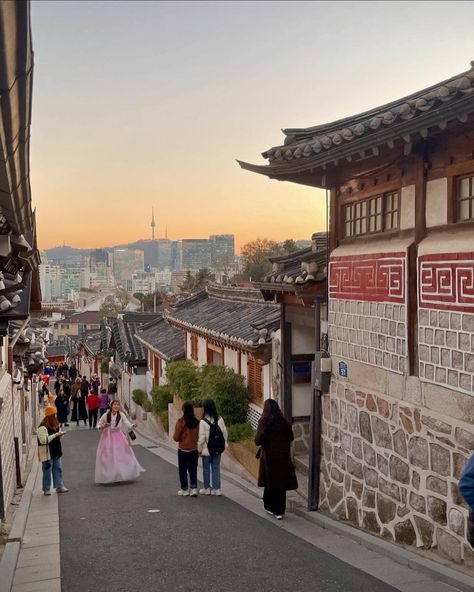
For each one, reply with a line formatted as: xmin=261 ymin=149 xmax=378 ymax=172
xmin=0 ymin=374 xmax=15 ymax=513
xmin=419 ymin=253 xmax=474 ymax=312
xmin=329 ymin=253 xmax=405 ymax=303
xmin=418 ymin=307 xmax=474 ymax=394
xmin=328 ymin=299 xmax=407 ymax=374
xmin=319 ymin=378 xmax=472 ymax=564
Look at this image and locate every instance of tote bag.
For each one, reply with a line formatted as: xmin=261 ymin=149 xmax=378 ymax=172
xmin=37 ymin=442 xmax=50 ymax=462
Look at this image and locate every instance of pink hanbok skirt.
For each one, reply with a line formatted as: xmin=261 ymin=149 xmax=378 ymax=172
xmin=95 ymin=429 xmax=145 ymax=484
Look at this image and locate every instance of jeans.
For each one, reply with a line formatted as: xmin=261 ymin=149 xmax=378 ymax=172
xmin=42 ymin=457 xmax=63 ymax=492
xmin=89 ymin=409 xmax=98 ymax=428
xmin=202 ymin=454 xmax=221 ymax=489
xmin=178 ymin=449 xmax=198 ymax=490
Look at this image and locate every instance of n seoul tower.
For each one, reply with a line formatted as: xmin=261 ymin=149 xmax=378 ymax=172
xmin=151 ymin=207 xmax=156 ymax=240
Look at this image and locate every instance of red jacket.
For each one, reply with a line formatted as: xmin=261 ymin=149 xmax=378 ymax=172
xmin=87 ymin=394 xmax=100 ymax=410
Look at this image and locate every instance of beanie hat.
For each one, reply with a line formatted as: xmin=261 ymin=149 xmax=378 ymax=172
xmin=44 ymin=405 xmax=57 ymax=417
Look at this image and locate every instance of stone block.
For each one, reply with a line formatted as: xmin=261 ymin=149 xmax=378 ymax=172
xmin=450 ymin=313 xmax=461 ymax=330
xmin=434 ymin=329 xmax=445 ymax=346
xmin=465 ymin=353 xmax=474 ymax=373
xmin=330 ymin=399 xmax=339 ymax=424
xmin=459 ymin=332 xmax=471 ymax=352
xmin=323 ymin=439 xmax=333 ymax=461
xmin=427 ymin=496 xmax=447 ymax=525
xmin=362 ymin=488 xmax=375 ymax=509
xmin=331 ymin=467 xmax=344 ymax=483
xmin=351 ymin=479 xmax=363 ymax=500
xmin=419 ymin=309 xmax=429 ymax=325
xmin=430 ymin=347 xmax=440 ymax=365
xmin=341 ymin=431 xmax=351 ymax=452
xmin=333 ymin=446 xmax=346 ymax=470
xmin=414 ymin=516 xmax=434 ymax=549
xmin=363 ymin=466 xmax=379 ymax=488
xmin=414 ymin=408 xmax=421 ymax=432
xmin=425 ymin=328 xmax=434 ymax=344
xmin=420 ymin=415 xmax=451 ymax=434
xmin=408 ymin=436 xmax=429 ymax=469
xmin=460 ymin=373 xmax=471 ymax=392
xmin=394 ymin=519 xmax=417 ymax=545
xmin=383 ymin=352 xmax=391 ymax=368
xmin=363 ymin=442 xmax=376 ymax=467
xmin=376 ymin=494 xmax=396 ymax=524
xmin=346 ymin=496 xmax=359 ymax=525
xmin=393 ymin=429 xmax=407 ymax=458
xmin=381 ymin=319 xmax=389 ymax=335
xmin=424 ymin=364 xmax=434 ymax=380
xmin=344 ymin=474 xmax=351 ymax=492
xmin=327 ymin=483 xmax=344 ymax=510
xmin=397 ymin=323 xmax=405 ymax=338
xmin=347 ymin=404 xmax=358 ymax=433
xmin=435 ymin=367 xmax=446 ymax=383
xmin=379 ymin=476 xmax=400 ymax=501
xmin=412 ymin=470 xmax=420 ymax=490
xmin=426 ymin=475 xmax=448 ymax=496
xmin=328 ymin=426 xmax=340 ymax=443
xmin=462 ymin=313 xmax=474 ymax=333
xmin=397 ymin=506 xmax=410 ymax=518
xmin=400 ymin=412 xmax=414 ymax=434
xmin=450 ymin=350 xmax=462 ymax=370
xmin=362 ymin=511 xmax=380 ymax=534
xmin=345 ymin=388 xmax=355 ymax=403
xmin=447 ymin=370 xmax=459 ymax=388
xmin=439 ymin=312 xmax=449 ymax=329
xmin=409 ymin=491 xmax=426 ymax=513
xmin=389 ymin=456 xmax=410 ymax=484
xmin=448 ymin=507 xmax=465 ymax=537
xmin=359 ymin=411 xmax=372 ymax=443
xmin=441 ymin=347 xmax=451 ymax=366
xmin=377 ymin=454 xmax=389 ymax=476
xmin=352 ymin=437 xmax=362 ymax=460
xmin=430 ymin=443 xmax=451 ymax=476
xmin=436 ymin=527 xmax=462 ymax=563
xmin=455 ymin=427 xmax=474 ymax=451
xmin=453 ymin=452 xmax=468 ymax=479
xmin=347 ymin=456 xmax=363 ymax=479
xmin=419 ymin=344 xmax=429 ymax=362
xmin=372 ymin=416 xmax=392 ymax=449
xmin=366 ymin=393 xmax=376 ymax=412
xmin=430 ymin=309 xmax=438 ymax=326
xmin=387 ymin=337 xmax=395 ymax=353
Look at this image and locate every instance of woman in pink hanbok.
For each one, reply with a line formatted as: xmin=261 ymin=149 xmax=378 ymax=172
xmin=95 ymin=400 xmax=145 ymax=484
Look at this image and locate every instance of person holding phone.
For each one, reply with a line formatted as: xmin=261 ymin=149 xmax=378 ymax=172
xmin=37 ymin=406 xmax=69 ymax=496
xmin=95 ymin=400 xmax=145 ymax=484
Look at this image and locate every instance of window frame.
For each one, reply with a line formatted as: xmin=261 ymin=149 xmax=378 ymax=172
xmin=343 ymin=190 xmax=400 ymax=239
xmin=456 ymin=173 xmax=474 ymax=222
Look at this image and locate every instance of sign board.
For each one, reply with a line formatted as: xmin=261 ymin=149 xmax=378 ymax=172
xmin=338 ymin=361 xmax=348 ymax=378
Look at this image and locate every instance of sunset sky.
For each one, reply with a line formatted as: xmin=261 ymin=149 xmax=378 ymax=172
xmin=30 ymin=1 xmax=474 ymax=252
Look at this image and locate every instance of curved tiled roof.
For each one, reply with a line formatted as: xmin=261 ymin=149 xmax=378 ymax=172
xmin=238 ymin=63 xmax=474 ymax=179
xmin=136 ymin=316 xmax=184 ymax=362
xmin=164 ymin=284 xmax=279 ymax=350
xmin=110 ymin=313 xmax=161 ymax=365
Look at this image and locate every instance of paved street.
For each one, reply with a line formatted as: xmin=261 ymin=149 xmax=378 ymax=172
xmin=57 ymin=428 xmax=398 ymax=592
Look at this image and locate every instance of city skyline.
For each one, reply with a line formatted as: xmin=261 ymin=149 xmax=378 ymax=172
xmin=30 ymin=2 xmax=474 ymax=251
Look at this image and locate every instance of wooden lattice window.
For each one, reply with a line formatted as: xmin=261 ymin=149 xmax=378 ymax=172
xmin=190 ymin=334 xmax=198 ymax=362
xmin=344 ymin=191 xmax=400 ymax=238
xmin=457 ymin=174 xmax=474 ymax=221
xmin=247 ymin=357 xmax=263 ymax=404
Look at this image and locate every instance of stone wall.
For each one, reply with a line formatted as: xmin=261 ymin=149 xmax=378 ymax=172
xmin=328 ymin=299 xmax=407 ymax=374
xmin=293 ymin=421 xmax=310 ymax=455
xmin=0 ymin=373 xmax=15 ymax=516
xmin=319 ymin=377 xmax=474 ymax=565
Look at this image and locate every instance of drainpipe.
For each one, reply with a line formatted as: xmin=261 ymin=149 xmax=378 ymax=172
xmin=308 ymin=300 xmax=322 ymax=511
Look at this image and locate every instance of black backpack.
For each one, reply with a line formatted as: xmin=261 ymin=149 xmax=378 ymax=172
xmin=204 ymin=418 xmax=225 ymax=457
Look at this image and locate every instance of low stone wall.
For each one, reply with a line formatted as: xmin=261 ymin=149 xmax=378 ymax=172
xmin=319 ymin=377 xmax=474 ymax=565
xmin=293 ymin=421 xmax=310 ymax=455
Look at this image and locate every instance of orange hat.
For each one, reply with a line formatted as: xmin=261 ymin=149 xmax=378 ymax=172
xmin=44 ymin=405 xmax=57 ymax=417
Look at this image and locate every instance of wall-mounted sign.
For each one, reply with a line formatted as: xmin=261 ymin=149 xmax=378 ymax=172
xmin=338 ymin=361 xmax=348 ymax=378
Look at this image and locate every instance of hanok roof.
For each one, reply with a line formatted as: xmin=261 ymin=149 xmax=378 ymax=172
xmin=110 ymin=313 xmax=161 ymax=365
xmin=58 ymin=311 xmax=101 ymax=325
xmin=45 ymin=344 xmax=67 ymax=359
xmin=255 ymin=233 xmax=328 ymax=300
xmin=238 ymin=62 xmax=474 ymax=187
xmin=135 ymin=316 xmax=185 ymax=362
xmin=164 ymin=284 xmax=279 ymax=351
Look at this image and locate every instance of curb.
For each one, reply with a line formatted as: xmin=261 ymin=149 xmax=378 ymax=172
xmin=0 ymin=450 xmax=39 ymax=592
xmin=294 ymin=508 xmax=474 ymax=592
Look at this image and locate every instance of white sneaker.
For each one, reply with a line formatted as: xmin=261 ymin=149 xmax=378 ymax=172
xmin=275 ymin=515 xmax=283 ymax=520
xmin=199 ymin=488 xmax=211 ymax=495
xmin=178 ymin=489 xmax=190 ymax=496
xmin=190 ymin=488 xmax=198 ymax=497
xmin=212 ymin=488 xmax=222 ymax=496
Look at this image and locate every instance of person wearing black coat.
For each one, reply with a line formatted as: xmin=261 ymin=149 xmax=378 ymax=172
xmin=55 ymin=390 xmax=70 ymax=428
xmin=255 ymin=399 xmax=298 ymax=520
xmin=71 ymin=377 xmax=88 ymax=426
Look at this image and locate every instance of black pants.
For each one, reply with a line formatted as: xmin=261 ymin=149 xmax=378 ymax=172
xmin=89 ymin=409 xmax=98 ymax=428
xmin=263 ymin=487 xmax=287 ymax=516
xmin=178 ymin=449 xmax=198 ymax=490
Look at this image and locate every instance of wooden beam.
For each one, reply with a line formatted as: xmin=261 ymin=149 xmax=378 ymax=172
xmin=329 ymin=188 xmax=338 ymax=252
xmin=414 ymin=153 xmax=427 ymax=244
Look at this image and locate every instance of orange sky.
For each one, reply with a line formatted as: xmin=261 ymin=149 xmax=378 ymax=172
xmin=30 ymin=1 xmax=474 ymax=253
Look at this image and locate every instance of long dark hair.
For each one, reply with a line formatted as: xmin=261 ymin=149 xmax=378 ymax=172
xmin=202 ymin=399 xmax=218 ymax=424
xmin=106 ymin=399 xmax=121 ymax=425
xmin=260 ymin=399 xmax=285 ymax=429
xmin=182 ymin=401 xmax=198 ymax=429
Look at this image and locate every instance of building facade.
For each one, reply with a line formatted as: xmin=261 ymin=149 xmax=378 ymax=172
xmin=240 ymin=63 xmax=474 ymax=564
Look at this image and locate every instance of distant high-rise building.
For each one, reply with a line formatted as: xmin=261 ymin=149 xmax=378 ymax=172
xmin=90 ymin=249 xmax=109 ymax=266
xmin=210 ymin=234 xmax=235 ymax=267
xmin=157 ymin=239 xmax=173 ymax=269
xmin=113 ymin=248 xmax=144 ymax=281
xmin=175 ymin=239 xmax=211 ymax=270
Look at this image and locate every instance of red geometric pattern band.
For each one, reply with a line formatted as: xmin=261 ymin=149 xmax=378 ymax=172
xmin=329 ymin=253 xmax=405 ymax=303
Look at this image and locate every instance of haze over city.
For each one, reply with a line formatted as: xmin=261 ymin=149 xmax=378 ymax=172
xmin=30 ymin=1 xmax=474 ymax=252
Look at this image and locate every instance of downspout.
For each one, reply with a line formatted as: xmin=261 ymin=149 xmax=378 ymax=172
xmin=308 ymin=300 xmax=322 ymax=511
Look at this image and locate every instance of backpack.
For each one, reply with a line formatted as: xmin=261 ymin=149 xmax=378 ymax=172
xmin=204 ymin=418 xmax=225 ymax=457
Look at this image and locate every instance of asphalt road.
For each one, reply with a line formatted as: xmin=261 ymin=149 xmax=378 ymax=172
xmin=58 ymin=429 xmax=398 ymax=592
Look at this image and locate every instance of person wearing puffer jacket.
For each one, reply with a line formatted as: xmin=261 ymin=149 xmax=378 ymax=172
xmin=459 ymin=454 xmax=474 ymax=547
xmin=197 ymin=399 xmax=227 ymax=496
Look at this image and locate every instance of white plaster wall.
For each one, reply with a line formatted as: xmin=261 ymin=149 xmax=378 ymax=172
xmin=292 ymin=383 xmax=312 ymax=417
xmin=224 ymin=348 xmax=239 ymax=373
xmin=198 ymin=336 xmax=207 ymax=366
xmin=186 ymin=332 xmax=192 ymax=360
xmin=426 ymin=178 xmax=447 ymax=228
xmin=400 ymin=184 xmax=415 ymax=230
xmin=418 ymin=226 xmax=474 ymax=256
xmin=241 ymin=353 xmax=248 ymax=381
xmin=263 ymin=363 xmax=271 ymax=399
xmin=292 ymin=324 xmax=316 ymax=355
xmin=160 ymin=360 xmax=168 ymax=385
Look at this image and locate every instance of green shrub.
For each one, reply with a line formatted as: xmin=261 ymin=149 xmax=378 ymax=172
xmin=159 ymin=410 xmax=169 ymax=433
xmin=142 ymin=399 xmax=152 ymax=413
xmin=151 ymin=384 xmax=173 ymax=415
xmin=100 ymin=358 xmax=110 ymax=374
xmin=227 ymin=422 xmax=255 ymax=443
xmin=201 ymin=366 xmax=251 ymax=425
xmin=132 ymin=389 xmax=147 ymax=407
xmin=165 ymin=361 xmax=200 ymax=404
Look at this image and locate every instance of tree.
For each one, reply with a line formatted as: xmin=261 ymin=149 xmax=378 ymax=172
xmin=281 ymin=239 xmax=299 ymax=254
xmin=194 ymin=268 xmax=215 ymax=290
xmin=99 ymin=289 xmax=131 ymax=319
xmin=240 ymin=238 xmax=282 ymax=281
xmin=134 ymin=290 xmax=164 ymax=312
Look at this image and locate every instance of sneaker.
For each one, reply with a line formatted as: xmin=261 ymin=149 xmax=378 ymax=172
xmin=178 ymin=489 xmax=190 ymax=496
xmin=43 ymin=491 xmax=51 ymax=496
xmin=212 ymin=489 xmax=222 ymax=496
xmin=190 ymin=488 xmax=198 ymax=497
xmin=199 ymin=488 xmax=211 ymax=495
xmin=56 ymin=487 xmax=69 ymax=493
xmin=275 ymin=515 xmax=283 ymax=520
